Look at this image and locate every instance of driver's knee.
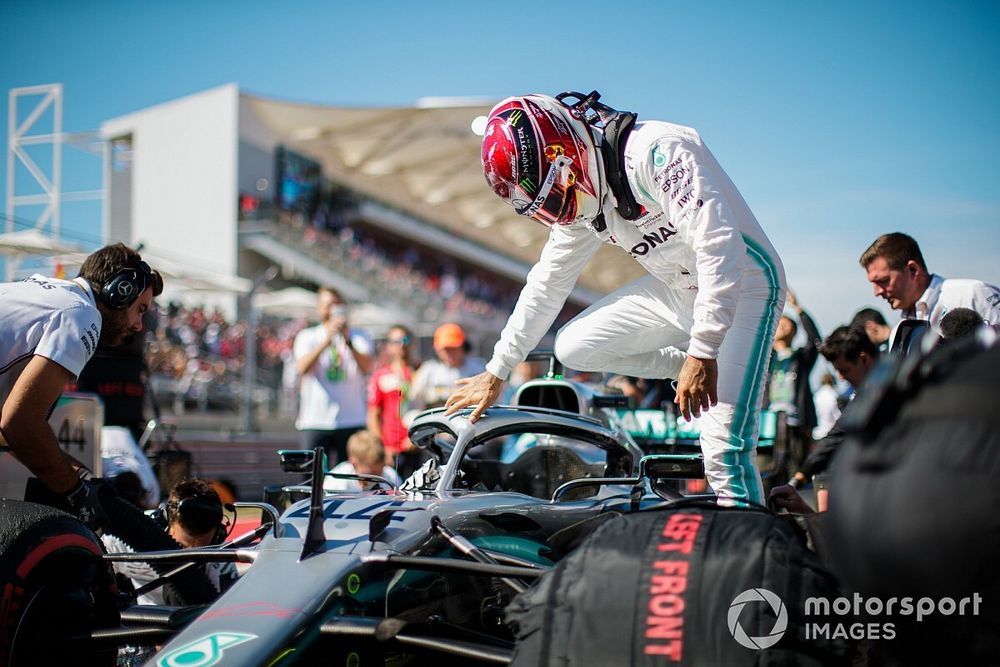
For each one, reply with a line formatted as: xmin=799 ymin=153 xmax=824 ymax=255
xmin=554 ymin=328 xmax=605 ymax=372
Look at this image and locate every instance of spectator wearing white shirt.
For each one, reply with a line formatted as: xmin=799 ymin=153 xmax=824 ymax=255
xmin=293 ymin=288 xmax=374 ymax=465
xmin=410 ymin=323 xmax=485 ymax=411
xmin=811 ymin=373 xmax=841 ymax=440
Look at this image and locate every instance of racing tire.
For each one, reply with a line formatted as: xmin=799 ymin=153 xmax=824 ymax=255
xmin=0 ymin=500 xmax=119 ymax=667
xmin=506 ymin=505 xmax=852 ymax=666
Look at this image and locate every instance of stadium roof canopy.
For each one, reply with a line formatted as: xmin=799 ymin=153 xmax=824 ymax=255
xmin=242 ymin=93 xmax=644 ymax=297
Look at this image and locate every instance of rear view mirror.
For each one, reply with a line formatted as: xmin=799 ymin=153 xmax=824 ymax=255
xmin=640 ymin=454 xmax=704 ymax=480
xmin=279 ymin=449 xmax=325 ymax=473
xmin=591 ymin=395 xmax=631 ymax=409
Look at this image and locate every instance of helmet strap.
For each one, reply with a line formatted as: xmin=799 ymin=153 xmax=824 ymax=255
xmin=556 ymin=91 xmax=643 ymax=221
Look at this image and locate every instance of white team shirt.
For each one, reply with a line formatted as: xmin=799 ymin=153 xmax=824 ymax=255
xmin=903 ymin=274 xmax=1000 ymax=331
xmin=486 ymin=121 xmax=784 ymax=380
xmin=0 ymin=275 xmax=102 ymax=406
xmin=293 ymin=325 xmax=372 ymax=430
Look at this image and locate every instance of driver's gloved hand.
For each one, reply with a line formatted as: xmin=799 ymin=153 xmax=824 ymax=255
xmin=63 ymin=476 xmax=115 ymax=535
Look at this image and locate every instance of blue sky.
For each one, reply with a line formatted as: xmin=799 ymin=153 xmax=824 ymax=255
xmin=2 ymin=0 xmax=998 ymax=338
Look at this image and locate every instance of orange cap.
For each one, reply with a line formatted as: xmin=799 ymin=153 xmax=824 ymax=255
xmin=433 ymin=323 xmax=466 ymax=350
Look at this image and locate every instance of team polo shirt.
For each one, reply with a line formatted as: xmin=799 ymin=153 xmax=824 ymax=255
xmin=903 ymin=274 xmax=1000 ymax=330
xmin=0 ymin=275 xmax=102 ymax=406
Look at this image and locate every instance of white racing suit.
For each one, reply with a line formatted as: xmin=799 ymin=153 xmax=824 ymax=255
xmin=485 ymin=121 xmax=786 ymax=505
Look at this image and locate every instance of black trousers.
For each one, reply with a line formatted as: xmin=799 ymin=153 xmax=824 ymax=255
xmin=299 ymin=427 xmax=362 ymax=467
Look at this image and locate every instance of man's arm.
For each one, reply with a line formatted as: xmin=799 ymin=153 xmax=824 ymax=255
xmin=366 ymin=406 xmax=383 ymax=439
xmin=345 ymin=332 xmax=374 ymax=375
xmin=447 ymin=224 xmax=601 ymax=422
xmin=485 ymin=223 xmax=601 ymax=381
xmin=794 ymin=419 xmax=845 ymax=483
xmin=0 ymin=355 xmax=79 ymax=493
xmin=791 ymin=293 xmax=822 ymax=370
xmin=295 ymin=327 xmax=333 ymax=377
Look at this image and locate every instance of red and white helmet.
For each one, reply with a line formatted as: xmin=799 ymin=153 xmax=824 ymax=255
xmin=481 ymin=94 xmax=604 ymax=227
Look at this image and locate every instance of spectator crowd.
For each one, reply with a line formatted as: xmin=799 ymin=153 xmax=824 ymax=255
xmin=242 ymin=189 xmax=527 ymax=326
xmin=146 ymin=302 xmax=305 ymax=414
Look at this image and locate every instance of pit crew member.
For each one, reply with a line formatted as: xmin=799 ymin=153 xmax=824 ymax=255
xmin=0 ymin=242 xmax=162 ymax=530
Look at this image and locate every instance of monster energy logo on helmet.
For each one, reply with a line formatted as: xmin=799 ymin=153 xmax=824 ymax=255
xmin=507 ymin=108 xmax=541 ymax=201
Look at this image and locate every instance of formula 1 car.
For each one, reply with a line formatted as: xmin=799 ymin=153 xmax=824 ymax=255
xmin=1 ymin=386 xmax=706 ymax=667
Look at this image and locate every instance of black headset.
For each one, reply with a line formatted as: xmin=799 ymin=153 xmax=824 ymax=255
xmin=152 ymin=495 xmax=230 ymax=545
xmin=99 ymin=260 xmax=153 ymax=310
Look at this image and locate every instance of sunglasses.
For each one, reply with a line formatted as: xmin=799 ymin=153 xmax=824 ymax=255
xmin=387 ymin=335 xmax=412 ymax=345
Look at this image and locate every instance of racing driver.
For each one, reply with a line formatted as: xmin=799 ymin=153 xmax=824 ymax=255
xmin=445 ymin=91 xmax=786 ymax=506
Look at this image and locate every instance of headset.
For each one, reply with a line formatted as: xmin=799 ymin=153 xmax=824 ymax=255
xmin=99 ymin=260 xmax=153 ymax=310
xmin=151 ymin=494 xmax=231 ymax=545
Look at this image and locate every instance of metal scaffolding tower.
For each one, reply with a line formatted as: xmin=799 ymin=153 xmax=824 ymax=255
xmin=5 ymin=83 xmax=104 ymax=279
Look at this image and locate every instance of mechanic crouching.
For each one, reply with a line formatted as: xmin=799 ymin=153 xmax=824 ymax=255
xmin=103 ymin=478 xmax=237 ymax=606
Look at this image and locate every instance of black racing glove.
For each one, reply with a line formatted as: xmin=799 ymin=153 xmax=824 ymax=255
xmin=63 ymin=478 xmax=113 ymax=535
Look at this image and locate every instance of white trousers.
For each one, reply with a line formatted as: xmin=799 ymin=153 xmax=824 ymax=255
xmin=554 ymin=274 xmax=784 ymax=505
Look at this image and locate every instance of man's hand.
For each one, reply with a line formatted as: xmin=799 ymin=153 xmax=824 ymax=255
xmin=673 ymin=355 xmax=718 ymax=421
xmin=444 ymin=371 xmax=505 ymax=423
xmin=787 ymin=471 xmax=808 ymax=489
xmin=786 ymin=289 xmax=798 ymax=311
xmin=64 ymin=477 xmax=114 ymax=534
xmin=322 ymin=318 xmax=342 ymax=342
xmin=768 ymin=483 xmax=816 ymax=514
